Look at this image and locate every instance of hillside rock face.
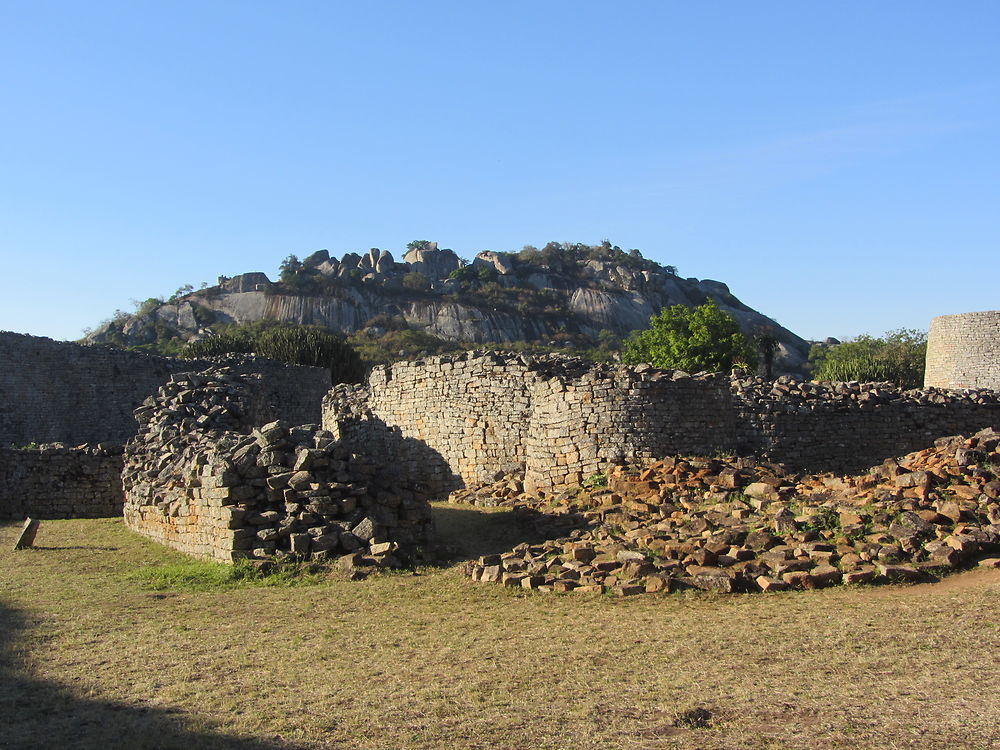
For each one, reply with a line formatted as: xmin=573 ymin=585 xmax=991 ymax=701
xmin=84 ymin=242 xmax=810 ymax=372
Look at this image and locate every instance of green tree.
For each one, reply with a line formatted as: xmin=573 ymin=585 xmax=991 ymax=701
xmin=809 ymin=328 xmax=926 ymax=388
xmin=622 ymin=299 xmax=755 ymax=372
xmin=278 ymin=254 xmax=302 ymax=282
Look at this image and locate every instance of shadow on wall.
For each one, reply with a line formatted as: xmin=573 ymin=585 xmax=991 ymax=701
xmin=340 ymin=414 xmax=465 ymax=501
xmin=0 ymin=600 xmax=312 ymax=750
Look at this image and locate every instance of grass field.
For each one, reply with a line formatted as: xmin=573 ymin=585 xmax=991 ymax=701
xmin=2 ymin=505 xmax=999 ymax=750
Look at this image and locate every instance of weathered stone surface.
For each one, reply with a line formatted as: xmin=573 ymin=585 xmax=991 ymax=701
xmin=0 ymin=331 xmax=330 ymax=448
xmin=0 ymin=444 xmax=124 ymax=520
xmin=12 ymin=517 xmax=39 ymax=550
xmin=925 ymin=311 xmax=1000 ymax=390
xmin=122 ymin=364 xmax=434 ymax=565
xmin=324 ymin=351 xmax=1000 ymax=498
xmin=460 ymin=428 xmax=1000 ymax=597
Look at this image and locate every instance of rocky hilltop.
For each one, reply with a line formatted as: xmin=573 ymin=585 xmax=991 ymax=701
xmin=84 ymin=241 xmax=810 ymax=371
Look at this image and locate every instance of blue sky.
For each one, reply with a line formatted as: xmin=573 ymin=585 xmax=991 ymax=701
xmin=1 ymin=1 xmax=997 ymax=343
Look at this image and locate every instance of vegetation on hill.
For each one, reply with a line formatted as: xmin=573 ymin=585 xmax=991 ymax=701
xmin=809 ymin=328 xmax=927 ymax=388
xmin=181 ymin=323 xmax=365 ymax=384
xmin=622 ymin=299 xmax=756 ymax=372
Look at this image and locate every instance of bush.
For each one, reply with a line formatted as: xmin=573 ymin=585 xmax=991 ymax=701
xmin=256 ymin=326 xmax=364 ymax=384
xmin=180 ymin=324 xmax=364 ymax=384
xmin=181 ymin=330 xmax=256 ymax=358
xmin=810 ymin=329 xmax=927 ymax=388
xmin=622 ymin=299 xmax=755 ymax=373
xmin=401 ymin=271 xmax=431 ymax=292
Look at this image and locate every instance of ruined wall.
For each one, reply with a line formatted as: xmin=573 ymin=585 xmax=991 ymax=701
xmin=324 ymin=354 xmax=733 ymax=495
xmin=323 ymin=353 xmax=741 ymax=494
xmin=124 ymin=364 xmax=433 ymax=563
xmin=0 ymin=444 xmax=124 ymax=520
xmin=522 ymin=362 xmax=737 ymax=490
xmin=733 ymin=376 xmax=1000 ymax=472
xmin=0 ymin=331 xmax=330 ymax=446
xmin=324 ymin=352 xmax=1000 ymax=494
xmin=925 ymin=311 xmax=1000 ymax=390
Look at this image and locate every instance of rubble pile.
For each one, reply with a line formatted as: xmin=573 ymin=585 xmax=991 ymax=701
xmin=123 ymin=365 xmax=434 ymax=566
xmin=463 ymin=428 xmax=1000 ymax=595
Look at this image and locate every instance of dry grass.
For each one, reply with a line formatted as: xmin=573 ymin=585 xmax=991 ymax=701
xmin=2 ymin=506 xmax=1000 ymax=750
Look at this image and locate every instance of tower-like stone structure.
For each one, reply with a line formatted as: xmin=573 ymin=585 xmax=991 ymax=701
xmin=925 ymin=311 xmax=1000 ymax=390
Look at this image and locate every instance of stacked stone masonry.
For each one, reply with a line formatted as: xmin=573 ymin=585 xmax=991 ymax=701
xmin=124 ymin=364 xmax=434 ymax=563
xmin=0 ymin=331 xmax=330 ymax=447
xmin=0 ymin=444 xmax=124 ymax=520
xmin=324 ymin=352 xmax=1000 ymax=494
xmin=925 ymin=311 xmax=1000 ymax=390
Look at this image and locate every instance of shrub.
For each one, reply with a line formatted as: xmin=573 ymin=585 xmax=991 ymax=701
xmin=810 ymin=329 xmax=927 ymax=388
xmin=622 ymin=299 xmax=755 ymax=373
xmin=401 ymin=271 xmax=431 ymax=292
xmin=180 ymin=324 xmax=363 ymax=384
xmin=256 ymin=326 xmax=364 ymax=384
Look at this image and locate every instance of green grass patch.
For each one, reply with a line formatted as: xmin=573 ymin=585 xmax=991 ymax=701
xmin=127 ymin=558 xmax=328 ymax=592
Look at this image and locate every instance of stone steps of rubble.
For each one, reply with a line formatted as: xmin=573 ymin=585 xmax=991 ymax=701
xmin=462 ymin=427 xmax=1000 ymax=596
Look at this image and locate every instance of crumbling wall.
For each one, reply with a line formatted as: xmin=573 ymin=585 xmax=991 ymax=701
xmin=0 ymin=444 xmax=124 ymax=519
xmin=323 ymin=352 xmax=1000 ymax=494
xmin=124 ymin=364 xmax=433 ymax=563
xmin=0 ymin=331 xmax=330 ymax=446
xmin=732 ymin=375 xmax=1000 ymax=472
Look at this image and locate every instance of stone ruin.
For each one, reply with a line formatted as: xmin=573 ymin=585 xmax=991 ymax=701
xmin=925 ymin=310 xmax=1000 ymax=390
xmin=0 ymin=443 xmax=123 ymax=520
xmin=323 ymin=350 xmax=1000 ymax=499
xmin=122 ymin=363 xmax=434 ymax=564
xmin=3 ymin=330 xmax=999 ymax=581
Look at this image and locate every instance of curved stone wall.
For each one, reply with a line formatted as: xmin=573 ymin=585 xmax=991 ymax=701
xmin=324 ymin=352 xmax=1000 ymax=494
xmin=925 ymin=311 xmax=1000 ymax=389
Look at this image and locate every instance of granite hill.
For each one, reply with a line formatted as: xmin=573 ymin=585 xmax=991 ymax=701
xmin=84 ymin=240 xmax=810 ymax=372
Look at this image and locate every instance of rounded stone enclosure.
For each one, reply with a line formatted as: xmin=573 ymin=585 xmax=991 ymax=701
xmin=925 ymin=311 xmax=1000 ymax=390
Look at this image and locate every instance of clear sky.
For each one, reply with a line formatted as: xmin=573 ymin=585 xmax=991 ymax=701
xmin=1 ymin=1 xmax=997 ymax=343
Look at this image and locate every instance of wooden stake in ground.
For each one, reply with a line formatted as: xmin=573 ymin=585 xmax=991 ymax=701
xmin=13 ymin=517 xmax=39 ymax=550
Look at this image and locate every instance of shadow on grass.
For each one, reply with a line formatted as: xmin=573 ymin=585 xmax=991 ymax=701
xmin=430 ymin=504 xmax=550 ymax=562
xmin=0 ymin=600 xmax=315 ymax=750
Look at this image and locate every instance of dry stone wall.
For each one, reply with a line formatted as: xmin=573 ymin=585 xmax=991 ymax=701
xmin=324 ymin=352 xmax=1000 ymax=495
xmin=0 ymin=331 xmax=330 ymax=446
xmin=733 ymin=375 xmax=1000 ymax=471
xmin=0 ymin=443 xmax=124 ymax=520
xmin=324 ymin=353 xmax=738 ymax=495
xmin=124 ymin=364 xmax=433 ymax=563
xmin=925 ymin=311 xmax=1000 ymax=390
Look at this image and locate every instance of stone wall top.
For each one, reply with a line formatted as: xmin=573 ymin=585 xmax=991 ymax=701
xmin=0 ymin=331 xmax=329 ymax=446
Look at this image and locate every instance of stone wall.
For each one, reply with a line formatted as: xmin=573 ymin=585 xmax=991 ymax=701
xmin=324 ymin=352 xmax=1000 ymax=494
xmin=0 ymin=444 xmax=124 ymax=520
xmin=124 ymin=364 xmax=433 ymax=563
xmin=323 ymin=353 xmax=741 ymax=494
xmin=732 ymin=375 xmax=1000 ymax=471
xmin=0 ymin=331 xmax=330 ymax=446
xmin=925 ymin=311 xmax=1000 ymax=390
